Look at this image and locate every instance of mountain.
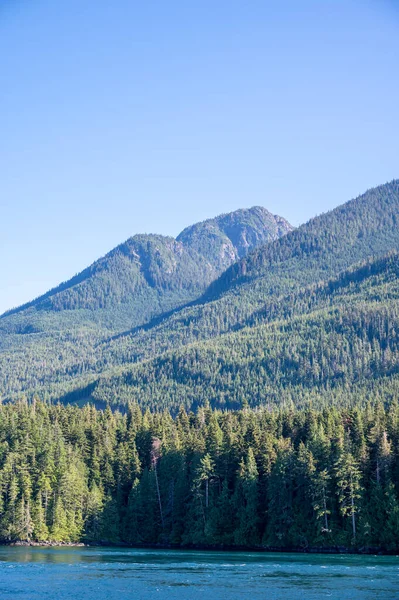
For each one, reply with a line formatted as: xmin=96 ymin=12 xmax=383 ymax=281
xmin=206 ymin=180 xmax=399 ymax=302
xmin=56 ymin=179 xmax=399 ymax=411
xmin=2 ymin=180 xmax=399 ymax=410
xmin=0 ymin=206 xmax=292 ymax=400
xmin=87 ymin=180 xmax=399 ymax=373
xmin=73 ymin=251 xmax=399 ymax=412
xmin=3 ymin=207 xmax=292 ymax=329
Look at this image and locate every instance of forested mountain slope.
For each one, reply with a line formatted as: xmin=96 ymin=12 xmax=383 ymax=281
xmin=207 ymin=180 xmax=399 ymax=301
xmin=72 ymin=251 xmax=399 ymax=412
xmin=87 ymin=180 xmax=399 ymax=372
xmin=3 ymin=207 xmax=291 ymax=331
xmin=158 ymin=180 xmax=399 ymax=343
xmin=2 ymin=180 xmax=399 ymax=408
xmin=0 ymin=207 xmax=291 ymax=401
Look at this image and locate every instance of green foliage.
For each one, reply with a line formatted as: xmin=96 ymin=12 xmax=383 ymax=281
xmin=2 ymin=182 xmax=399 ymax=410
xmin=74 ymin=251 xmax=399 ymax=412
xmin=0 ymin=208 xmax=291 ymax=402
xmin=2 ymin=182 xmax=399 ymax=550
xmin=0 ymin=400 xmax=398 ymax=550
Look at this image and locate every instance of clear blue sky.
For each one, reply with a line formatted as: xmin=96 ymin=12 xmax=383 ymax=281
xmin=1 ymin=0 xmax=398 ymax=314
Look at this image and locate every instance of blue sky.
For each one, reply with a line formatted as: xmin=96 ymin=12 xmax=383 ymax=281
xmin=1 ymin=0 xmax=398 ymax=314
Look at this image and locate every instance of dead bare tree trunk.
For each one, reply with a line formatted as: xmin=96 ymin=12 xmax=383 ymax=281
xmin=151 ymin=438 xmax=164 ymax=530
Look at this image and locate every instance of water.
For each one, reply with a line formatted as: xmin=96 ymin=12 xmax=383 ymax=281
xmin=0 ymin=547 xmax=398 ymax=599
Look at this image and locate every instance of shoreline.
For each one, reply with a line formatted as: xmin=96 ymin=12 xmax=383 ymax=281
xmin=2 ymin=540 xmax=397 ymax=555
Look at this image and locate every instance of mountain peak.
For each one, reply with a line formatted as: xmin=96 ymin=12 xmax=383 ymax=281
xmin=1 ymin=205 xmax=292 ymax=331
xmin=177 ymin=205 xmax=293 ymax=271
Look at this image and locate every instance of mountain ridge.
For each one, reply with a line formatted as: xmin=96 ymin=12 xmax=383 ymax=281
xmin=102 ymin=180 xmax=399 ymax=370
xmin=0 ymin=205 xmax=293 ymax=402
xmin=2 ymin=206 xmax=292 ymax=320
xmin=2 ymin=180 xmax=399 ymax=410
xmin=204 ymin=179 xmax=399 ymax=302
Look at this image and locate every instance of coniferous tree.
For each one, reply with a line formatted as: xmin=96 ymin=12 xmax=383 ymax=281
xmin=234 ymin=448 xmax=259 ymax=545
xmin=334 ymin=452 xmax=362 ymax=543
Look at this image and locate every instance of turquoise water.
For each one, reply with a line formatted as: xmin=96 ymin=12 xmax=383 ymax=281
xmin=0 ymin=547 xmax=398 ymax=599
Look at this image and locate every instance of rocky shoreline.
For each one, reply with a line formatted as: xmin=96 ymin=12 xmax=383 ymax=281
xmin=7 ymin=541 xmax=86 ymax=547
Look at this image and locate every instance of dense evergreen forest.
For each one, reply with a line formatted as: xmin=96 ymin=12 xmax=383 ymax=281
xmin=2 ymin=181 xmax=399 ymax=552
xmin=1 ymin=181 xmax=399 ymax=408
xmin=1 ymin=400 xmax=399 ymax=551
xmin=63 ymin=250 xmax=399 ymax=412
xmin=0 ymin=207 xmax=291 ymax=403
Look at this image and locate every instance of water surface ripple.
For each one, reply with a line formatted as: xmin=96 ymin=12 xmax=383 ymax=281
xmin=0 ymin=547 xmax=398 ymax=599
